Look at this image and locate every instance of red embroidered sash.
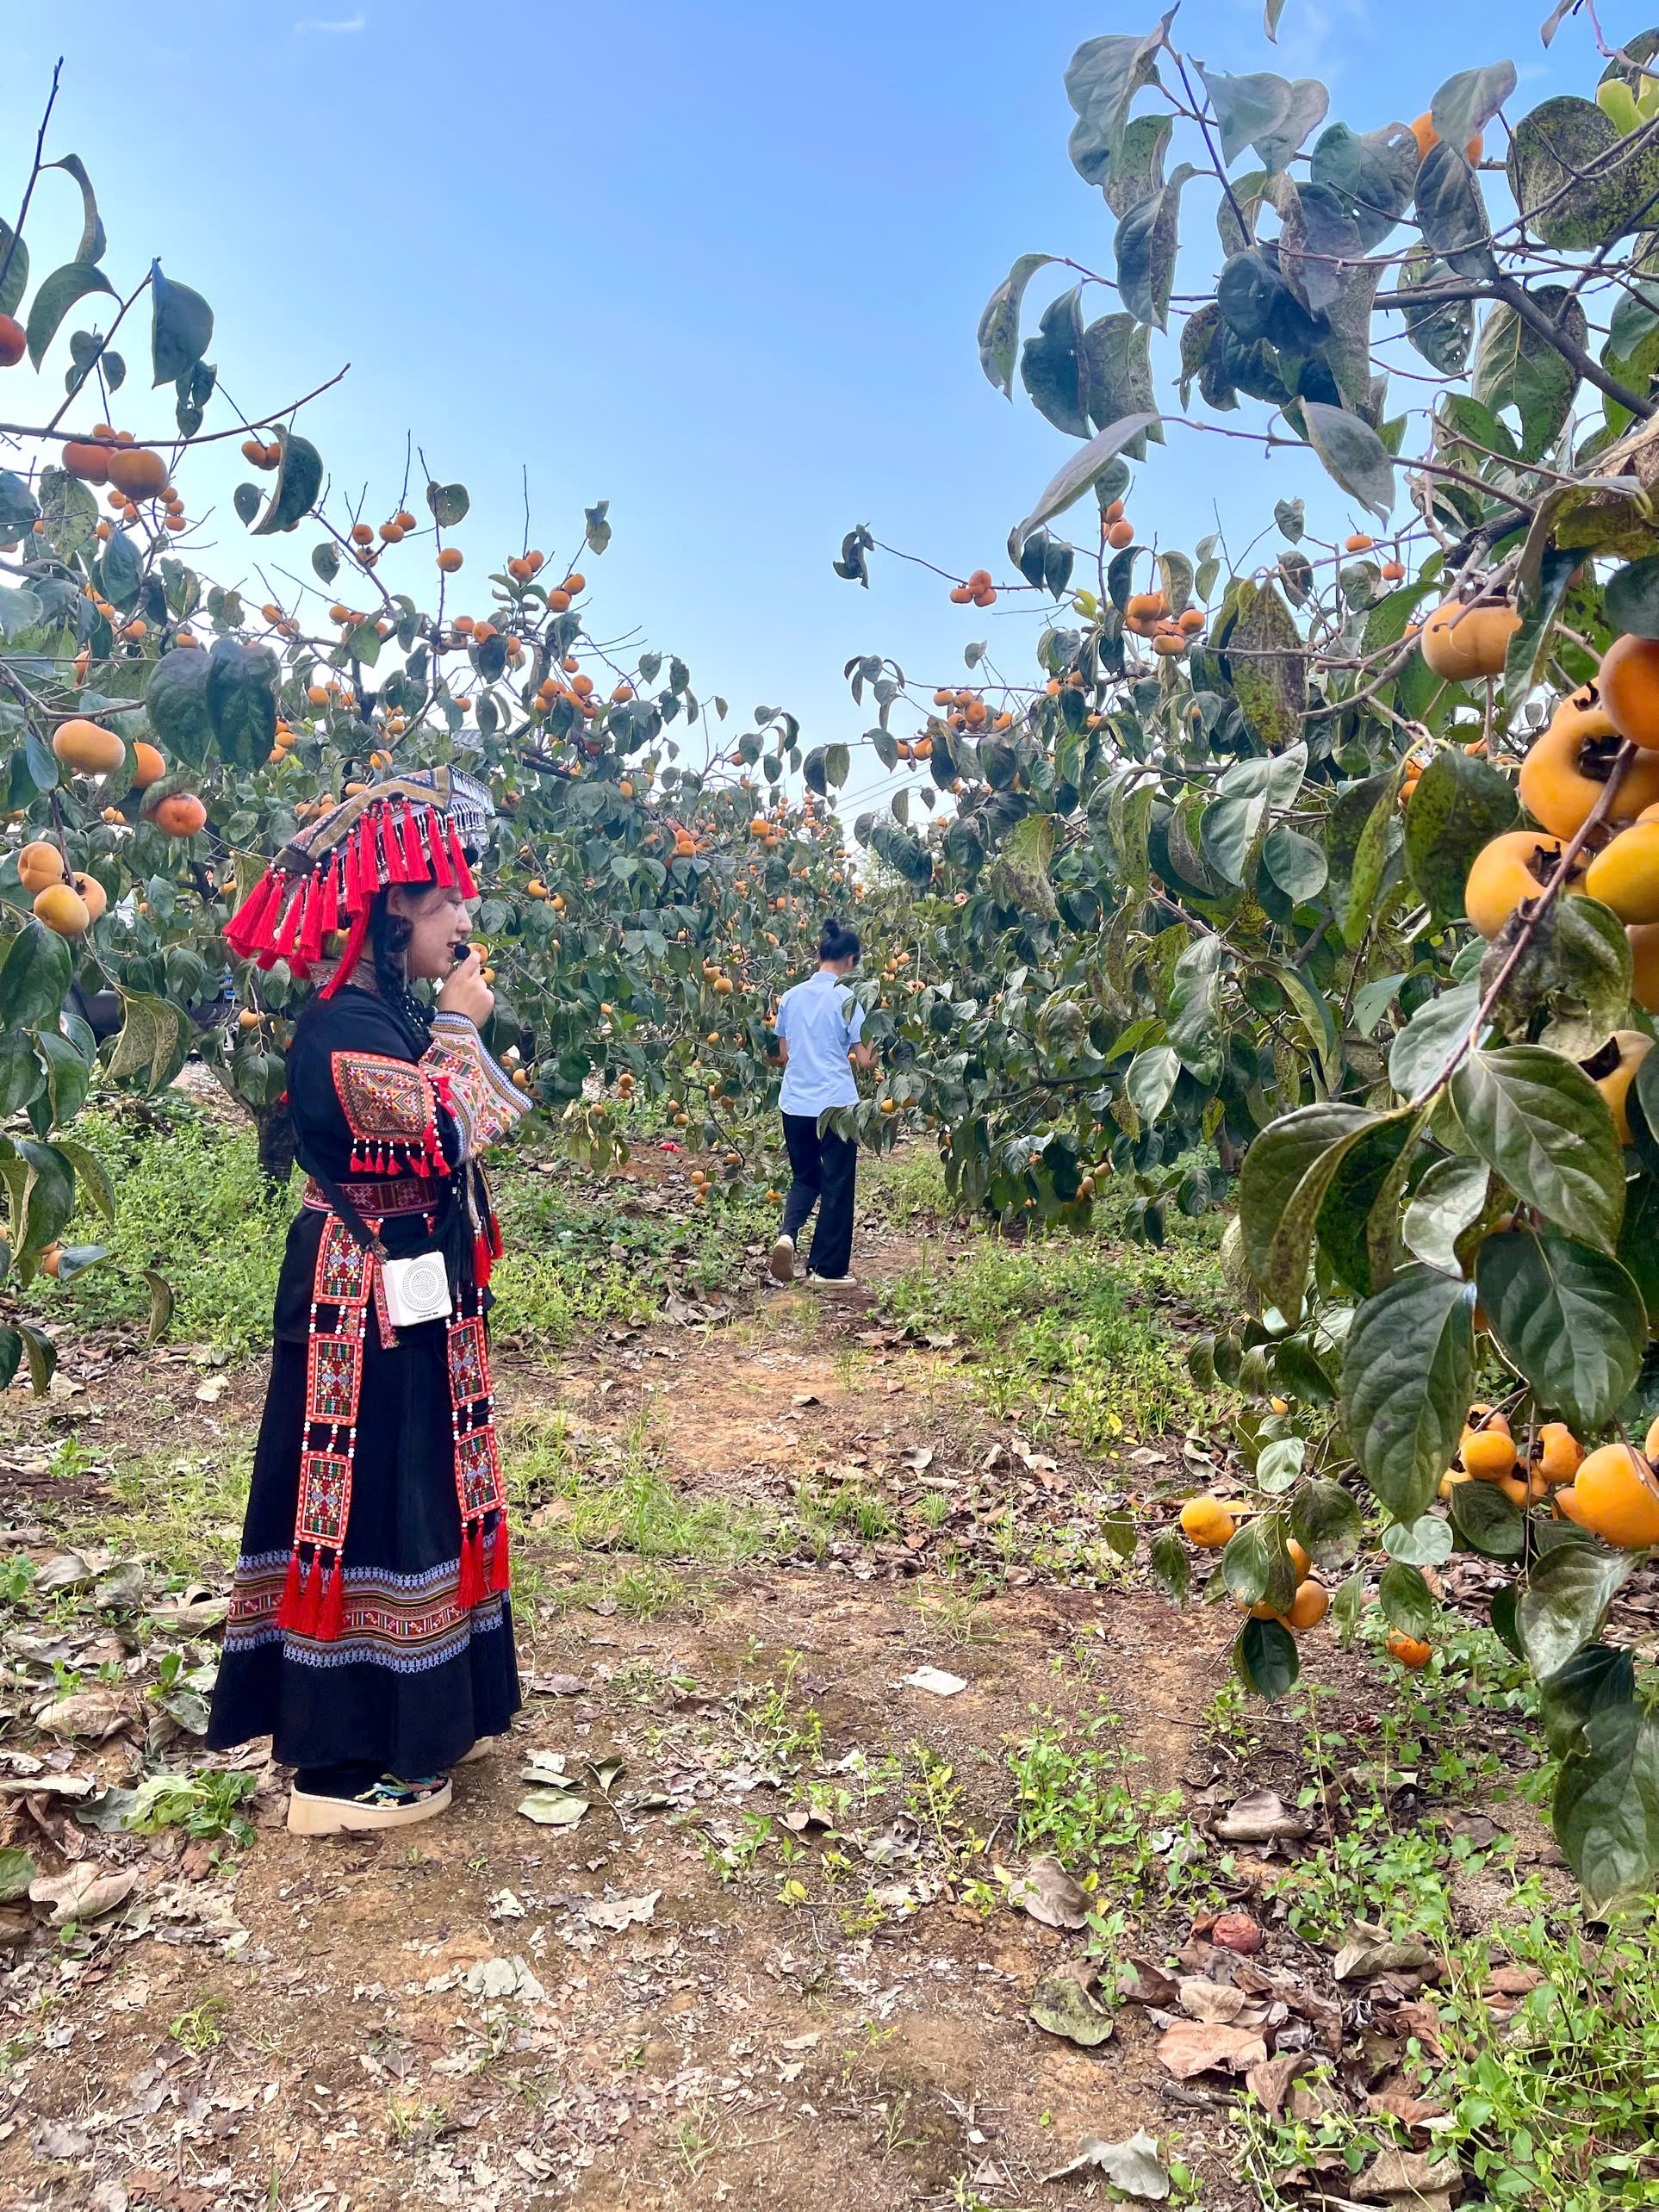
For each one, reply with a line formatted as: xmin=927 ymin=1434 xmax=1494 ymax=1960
xmin=275 ymin=1214 xmax=510 ymax=1642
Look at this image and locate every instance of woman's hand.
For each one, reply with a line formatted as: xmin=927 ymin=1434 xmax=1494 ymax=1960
xmin=437 ymin=945 xmax=494 ymax=1026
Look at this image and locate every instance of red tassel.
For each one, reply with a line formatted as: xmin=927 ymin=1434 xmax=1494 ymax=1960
xmin=316 ymin=1553 xmax=346 ymax=1641
xmin=488 ymin=1515 xmax=511 ymax=1594
xmin=386 ymin=804 xmax=413 ymax=882
xmin=426 ymin=812 xmax=454 ymax=887
xmin=275 ymin=1547 xmax=305 ymax=1631
xmin=488 ymin=1211 xmax=504 ymax=1260
xmin=475 ymin=1232 xmax=494 ymax=1289
xmin=295 ymin=1551 xmax=323 ymax=1637
xmin=358 ymin=816 xmax=382 ymax=896
xmin=297 ymin=876 xmax=326 ymax=971
xmin=321 ymin=900 xmax=373 ymax=997
xmin=225 ymin=870 xmax=283 ymax=959
xmin=450 ymin=830 xmax=477 ymax=899
xmin=457 ymin=1521 xmax=482 ymax=1608
xmin=271 ymin=884 xmax=306 ymax=960
xmin=320 ymin=861 xmax=340 ymax=936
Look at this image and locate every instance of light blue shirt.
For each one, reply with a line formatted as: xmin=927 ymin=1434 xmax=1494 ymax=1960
xmin=776 ymin=969 xmax=866 ymax=1115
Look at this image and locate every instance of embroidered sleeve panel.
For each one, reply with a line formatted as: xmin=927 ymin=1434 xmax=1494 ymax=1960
xmin=330 ymin=1050 xmax=449 ymax=1177
xmin=423 ymin=1014 xmax=531 ymax=1156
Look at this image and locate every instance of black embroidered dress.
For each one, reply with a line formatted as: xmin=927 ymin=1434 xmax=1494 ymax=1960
xmin=207 ymin=985 xmax=528 ymax=1777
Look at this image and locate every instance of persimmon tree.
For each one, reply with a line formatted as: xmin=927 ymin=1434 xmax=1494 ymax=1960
xmin=836 ymin=15 xmax=1659 ymax=1910
xmin=0 ymin=71 xmax=849 ymax=1388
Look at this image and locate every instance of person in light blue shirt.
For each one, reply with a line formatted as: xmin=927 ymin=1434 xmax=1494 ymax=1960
xmin=768 ymin=918 xmax=874 ymax=1289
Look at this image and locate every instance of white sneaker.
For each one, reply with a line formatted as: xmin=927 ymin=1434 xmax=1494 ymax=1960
xmin=806 ymin=1272 xmax=859 ymax=1293
xmin=769 ymin=1234 xmax=797 ymax=1283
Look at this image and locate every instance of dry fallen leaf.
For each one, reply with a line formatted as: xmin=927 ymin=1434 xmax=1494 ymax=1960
xmin=1154 ymin=2020 xmax=1269 ymax=2079
xmin=1122 ymin=1956 xmax=1180 ymax=2007
xmin=1366 ymin=2090 xmax=1448 ymax=2128
xmin=1007 ymin=1854 xmax=1090 ymax=1931
xmin=1212 ymin=1787 xmax=1313 ymax=1843
xmin=516 ymin=1787 xmax=588 ymax=1828
xmin=36 ymin=1687 xmax=130 ymax=1743
xmin=1030 ymin=1971 xmax=1115 ymax=2048
xmin=1333 ymin=1923 xmax=1440 ymax=1982
xmin=900 ymin=1665 xmax=966 ymax=1697
xmin=1177 ymin=1975 xmax=1249 ymax=2024
xmin=33 ymin=2120 xmax=91 ymax=2159
xmin=1244 ymin=2051 xmax=1309 ymax=2119
xmin=1353 ymin=2147 xmax=1463 ymax=2212
xmin=578 ymin=1889 xmax=659 ymax=1932
xmin=28 ymin=1863 xmax=140 ymax=1926
xmin=1042 ymin=2128 xmax=1170 ymax=2198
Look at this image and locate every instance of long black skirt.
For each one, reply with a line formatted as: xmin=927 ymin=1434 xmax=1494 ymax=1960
xmin=208 ymin=1320 xmax=520 ymax=1776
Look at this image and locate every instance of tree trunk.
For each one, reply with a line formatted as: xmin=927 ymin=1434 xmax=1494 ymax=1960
xmin=256 ymin=1097 xmax=298 ymax=1185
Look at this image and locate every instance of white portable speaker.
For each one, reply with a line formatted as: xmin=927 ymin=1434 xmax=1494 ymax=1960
xmin=380 ymin=1250 xmax=452 ymax=1327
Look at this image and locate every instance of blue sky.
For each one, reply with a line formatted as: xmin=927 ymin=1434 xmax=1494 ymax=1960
xmin=3 ymin=3 xmax=1591 ymax=815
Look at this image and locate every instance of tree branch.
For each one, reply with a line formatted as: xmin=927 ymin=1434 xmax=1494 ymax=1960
xmin=0 ymin=365 xmax=352 ymax=450
xmin=0 ymin=60 xmax=62 ymax=309
xmin=1489 ymin=271 xmax=1656 ymax=420
xmin=1374 ymin=273 xmax=1656 ymax=421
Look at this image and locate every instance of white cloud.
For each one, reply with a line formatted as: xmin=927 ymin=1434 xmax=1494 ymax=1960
xmin=295 ymin=12 xmax=366 ymax=30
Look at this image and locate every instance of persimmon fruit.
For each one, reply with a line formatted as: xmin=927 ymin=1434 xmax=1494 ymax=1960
xmin=1573 ymin=1443 xmax=1659 ymax=1548
xmin=1519 ymin=689 xmax=1659 ymax=838
xmin=53 ymin=718 xmax=126 ymax=777
xmin=1584 ymin=1030 xmax=1652 ymax=1144
xmin=61 ymin=439 xmax=110 ymax=482
xmin=17 ymin=841 xmax=65 ymax=893
xmin=1465 ymin=829 xmax=1586 ymax=939
xmin=105 ymin=446 xmax=169 ymax=500
xmin=1596 ymin=632 xmax=1659 ymax=749
xmin=1534 ymin=1424 xmax=1583 ymax=1486
xmin=33 ymin=882 xmax=90 ymax=935
xmin=151 ymin=792 xmax=207 ymax=837
xmin=1420 ymin=596 xmax=1519 ymax=681
xmin=1410 ymin=112 xmax=1483 ymax=163
xmin=1179 ymin=1495 xmax=1235 ymax=1547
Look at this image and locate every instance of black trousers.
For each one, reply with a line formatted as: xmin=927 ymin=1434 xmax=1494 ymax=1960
xmin=780 ymin=1112 xmax=857 ymax=1279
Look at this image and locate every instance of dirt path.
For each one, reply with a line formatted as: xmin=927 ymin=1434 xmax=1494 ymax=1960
xmin=0 ymin=1221 xmax=1253 ymax=2211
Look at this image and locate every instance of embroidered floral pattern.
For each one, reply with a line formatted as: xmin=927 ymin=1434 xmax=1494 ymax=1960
xmin=306 ymin=1333 xmax=362 ymax=1424
xmin=332 ymin=1050 xmax=448 ymax=1177
xmin=447 ymin=1315 xmax=487 ymax=1401
xmin=297 ymin=1452 xmax=352 ymax=1545
xmin=225 ymin=1544 xmax=509 ymax=1675
xmin=424 ymin=1015 xmax=531 ymax=1158
xmin=455 ymin=1426 xmax=503 ymax=1519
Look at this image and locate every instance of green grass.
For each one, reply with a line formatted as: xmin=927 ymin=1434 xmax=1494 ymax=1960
xmin=884 ymin=1220 xmax=1222 ymax=1451
xmin=1226 ymin=1631 xmax=1659 ymax=2212
xmin=30 ymin=1099 xmax=298 ymax=1356
xmin=501 ymin=1407 xmax=781 ymax=1619
xmin=97 ymin=1445 xmax=254 ymax=1574
xmin=862 ymin=1142 xmax=951 ymax=1228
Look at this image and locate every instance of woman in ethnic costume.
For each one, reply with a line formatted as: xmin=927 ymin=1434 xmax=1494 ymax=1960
xmin=207 ymin=768 xmax=531 ymax=1835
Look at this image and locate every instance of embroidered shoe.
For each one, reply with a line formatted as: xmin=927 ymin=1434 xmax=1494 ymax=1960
xmin=287 ymin=1772 xmax=453 ymax=1836
xmin=769 ymin=1233 xmax=796 ymax=1284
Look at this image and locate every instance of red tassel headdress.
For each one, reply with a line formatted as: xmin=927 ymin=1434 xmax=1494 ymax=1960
xmin=224 ymin=767 xmax=493 ymax=996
